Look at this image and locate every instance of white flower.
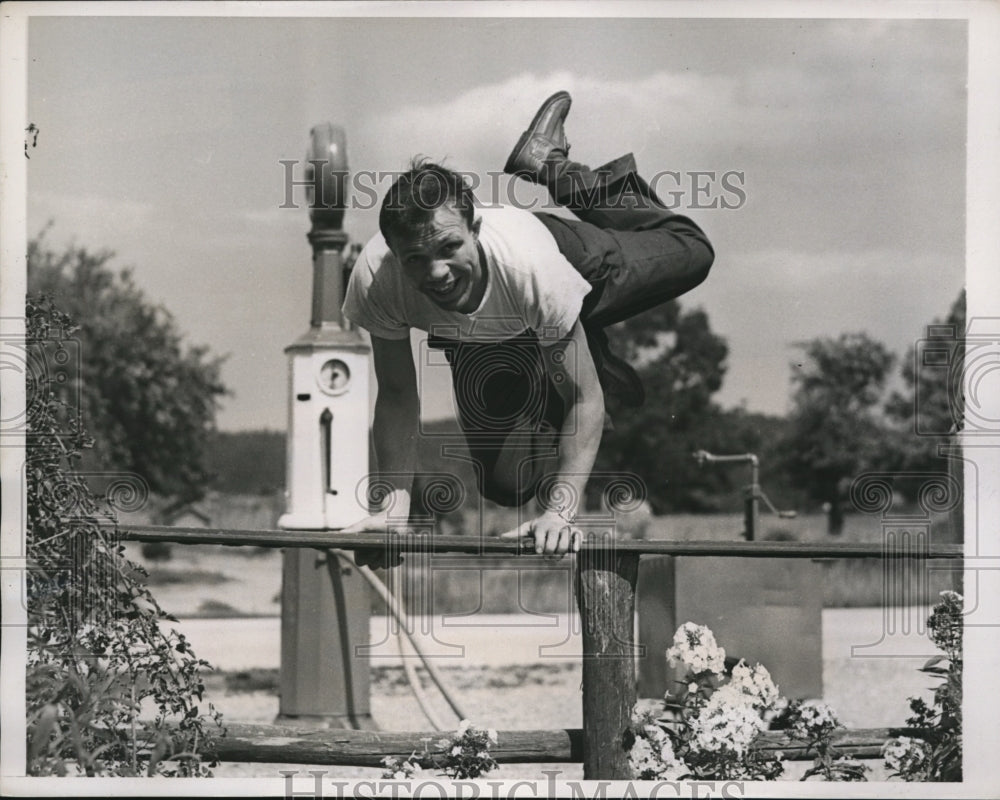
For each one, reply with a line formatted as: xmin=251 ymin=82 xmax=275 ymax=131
xmin=629 ymin=736 xmax=656 ymax=772
xmin=451 ymin=745 xmax=463 ymax=756
xmin=628 ymin=721 xmax=685 ymax=780
xmin=457 ymin=719 xmax=471 ymax=735
xmin=728 ymin=660 xmax=779 ymax=710
xmin=883 ymin=736 xmax=928 ymax=774
xmin=691 ymin=688 xmax=766 ymax=757
xmin=791 ymin=700 xmax=839 ymax=738
xmin=688 ymin=682 xmax=699 ymax=694
xmin=487 ymin=728 xmax=498 ymax=744
xmin=654 ymin=732 xmax=677 ymax=764
xmin=665 ymin=622 xmax=726 ymax=676
xmin=642 ymin=723 xmax=670 ymax=747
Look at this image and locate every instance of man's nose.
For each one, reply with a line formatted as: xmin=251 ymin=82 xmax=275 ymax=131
xmin=427 ymin=260 xmax=451 ymax=281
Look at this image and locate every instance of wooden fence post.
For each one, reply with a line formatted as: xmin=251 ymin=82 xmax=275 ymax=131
xmin=576 ymin=544 xmax=640 ymax=780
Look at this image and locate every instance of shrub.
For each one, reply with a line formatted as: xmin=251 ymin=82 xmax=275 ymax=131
xmin=882 ymin=591 xmax=963 ymax=781
xmin=25 ymin=296 xmax=224 ymax=776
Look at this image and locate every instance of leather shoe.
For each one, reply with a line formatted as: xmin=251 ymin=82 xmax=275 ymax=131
xmin=504 ymin=91 xmax=572 ymax=185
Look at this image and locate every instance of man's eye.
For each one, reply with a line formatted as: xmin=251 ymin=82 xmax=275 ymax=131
xmin=441 ymin=242 xmax=460 ymax=256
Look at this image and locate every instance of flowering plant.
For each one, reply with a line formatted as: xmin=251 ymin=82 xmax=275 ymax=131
xmin=439 ymin=719 xmax=499 ymax=779
xmin=380 ymin=719 xmax=498 ymax=780
xmin=882 ymin=591 xmax=963 ymax=781
xmin=780 ymin=700 xmax=868 ymax=781
xmin=628 ymin=622 xmax=867 ymax=782
xmin=380 ymin=754 xmax=424 ymax=781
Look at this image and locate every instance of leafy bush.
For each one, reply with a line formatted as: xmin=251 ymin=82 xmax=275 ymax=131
xmin=882 ymin=591 xmax=963 ymax=781
xmin=25 ymin=296 xmax=224 ymax=776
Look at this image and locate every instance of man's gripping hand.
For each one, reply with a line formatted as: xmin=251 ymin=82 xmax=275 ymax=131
xmin=340 ymin=510 xmax=412 ymax=569
xmin=500 ymin=510 xmax=582 ymax=556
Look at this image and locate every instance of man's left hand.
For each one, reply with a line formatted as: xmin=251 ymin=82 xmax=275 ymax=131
xmin=499 ymin=510 xmax=581 ymax=556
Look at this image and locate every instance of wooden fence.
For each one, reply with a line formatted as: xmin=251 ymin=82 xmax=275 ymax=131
xmin=120 ymin=524 xmax=962 ymax=779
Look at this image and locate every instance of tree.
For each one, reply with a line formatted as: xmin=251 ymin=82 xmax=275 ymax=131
xmin=880 ymin=290 xmax=966 ymax=541
xmin=594 ymin=300 xmax=730 ymax=512
xmin=886 ymin=290 xmax=966 ymax=470
xmin=779 ymin=332 xmax=896 ymax=534
xmin=27 ymin=229 xmax=229 ymax=502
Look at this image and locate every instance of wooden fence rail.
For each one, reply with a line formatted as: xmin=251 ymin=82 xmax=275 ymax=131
xmin=167 ymin=724 xmax=909 ymax=765
xmin=117 ymin=524 xmax=963 ymax=559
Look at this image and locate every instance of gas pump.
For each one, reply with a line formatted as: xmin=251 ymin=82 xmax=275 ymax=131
xmin=277 ymin=123 xmax=374 ymax=727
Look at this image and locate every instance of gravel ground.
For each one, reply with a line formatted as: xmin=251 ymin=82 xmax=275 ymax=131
xmin=207 ymin=663 xmax=587 ymax=780
xmin=201 ymin=653 xmax=910 ymax=781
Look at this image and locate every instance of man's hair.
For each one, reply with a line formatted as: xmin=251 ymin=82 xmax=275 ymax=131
xmin=379 ymin=159 xmax=475 ymax=246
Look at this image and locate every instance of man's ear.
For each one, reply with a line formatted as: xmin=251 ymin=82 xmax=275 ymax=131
xmin=471 ymin=215 xmax=483 ymax=238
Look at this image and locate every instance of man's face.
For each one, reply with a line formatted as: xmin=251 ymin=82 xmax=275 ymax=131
xmin=390 ymin=204 xmax=485 ymax=313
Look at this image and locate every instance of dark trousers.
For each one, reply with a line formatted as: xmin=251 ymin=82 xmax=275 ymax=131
xmin=428 ymin=154 xmax=714 ymax=507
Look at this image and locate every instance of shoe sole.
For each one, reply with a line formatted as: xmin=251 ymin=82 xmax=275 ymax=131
xmin=503 ymin=90 xmax=571 ymax=175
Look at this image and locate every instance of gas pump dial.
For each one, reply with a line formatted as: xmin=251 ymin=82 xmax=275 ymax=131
xmin=317 ymin=358 xmax=351 ymax=395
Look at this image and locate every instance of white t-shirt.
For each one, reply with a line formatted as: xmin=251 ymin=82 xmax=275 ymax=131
xmin=341 ymin=206 xmax=592 ymax=346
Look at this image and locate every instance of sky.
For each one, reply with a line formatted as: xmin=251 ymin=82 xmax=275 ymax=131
xmin=25 ymin=12 xmax=968 ymax=431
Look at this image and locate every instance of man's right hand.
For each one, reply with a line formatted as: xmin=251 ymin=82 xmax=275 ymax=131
xmin=341 ymin=512 xmax=409 ymax=569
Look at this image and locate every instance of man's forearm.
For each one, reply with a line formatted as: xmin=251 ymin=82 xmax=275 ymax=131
xmin=538 ymin=321 xmax=606 ymax=521
xmin=545 ymin=387 xmax=604 ymax=521
xmin=372 ymin=390 xmax=419 ymax=513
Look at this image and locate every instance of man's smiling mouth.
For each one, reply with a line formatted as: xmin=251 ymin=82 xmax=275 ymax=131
xmin=427 ymin=279 xmax=458 ymax=299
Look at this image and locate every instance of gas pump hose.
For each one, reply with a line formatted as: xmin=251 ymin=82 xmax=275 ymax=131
xmin=328 ymin=549 xmax=468 ymax=729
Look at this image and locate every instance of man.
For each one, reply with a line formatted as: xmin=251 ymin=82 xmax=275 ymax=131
xmin=342 ymin=91 xmax=714 ymax=556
